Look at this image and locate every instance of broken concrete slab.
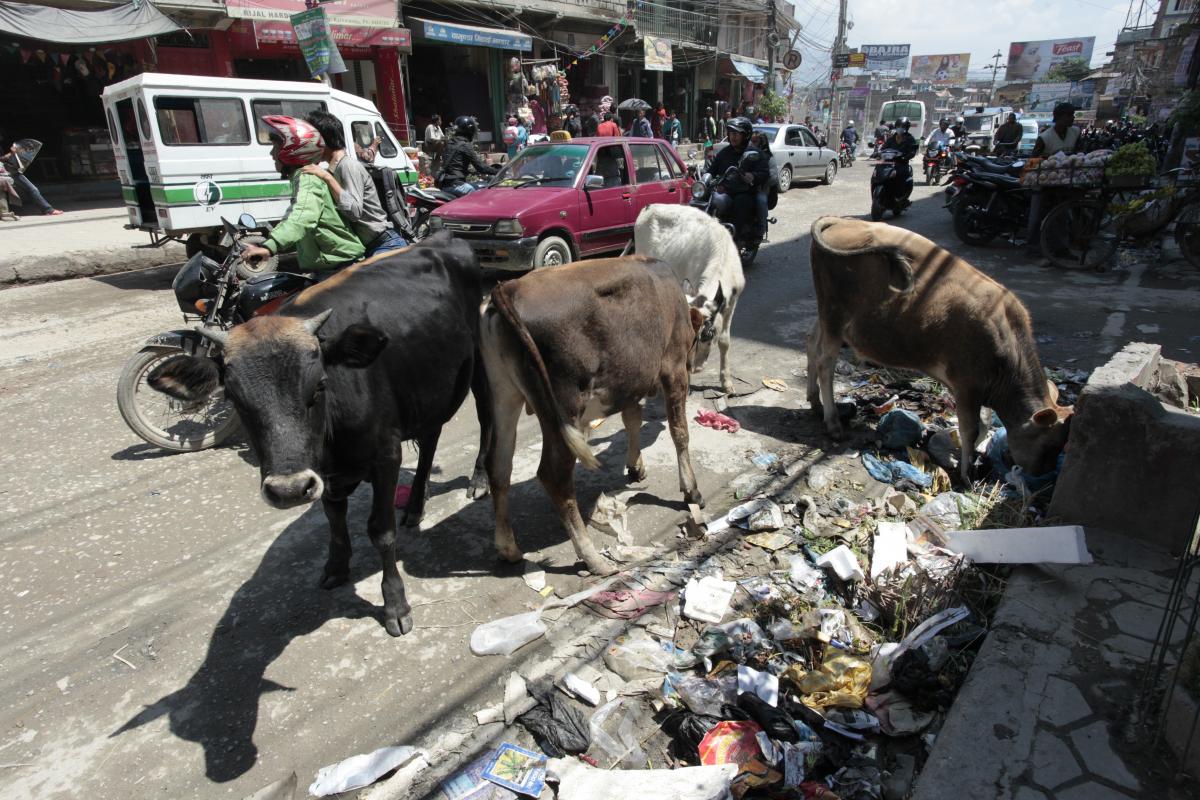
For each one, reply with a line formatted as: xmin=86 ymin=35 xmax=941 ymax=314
xmin=1049 ymin=342 xmax=1200 ymax=556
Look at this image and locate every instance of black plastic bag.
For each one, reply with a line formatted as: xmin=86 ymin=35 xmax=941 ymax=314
xmin=663 ymin=711 xmax=722 ymax=757
xmin=736 ymin=692 xmax=799 ymax=742
xmin=517 ymin=679 xmax=591 ymax=757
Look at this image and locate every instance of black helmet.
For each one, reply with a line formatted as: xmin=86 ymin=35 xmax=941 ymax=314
xmin=726 ymin=116 xmax=753 ymax=136
xmin=453 ymin=115 xmax=477 ymax=140
xmin=898 ymin=117 xmax=911 ymax=131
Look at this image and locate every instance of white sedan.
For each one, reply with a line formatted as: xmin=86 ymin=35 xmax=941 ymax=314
xmin=714 ymin=123 xmax=839 ymax=191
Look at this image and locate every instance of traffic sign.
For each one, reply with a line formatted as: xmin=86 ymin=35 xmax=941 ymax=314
xmin=848 ymin=52 xmax=866 ymax=66
xmin=833 ymin=53 xmax=850 ymax=68
xmin=782 ymin=49 xmax=802 ymax=70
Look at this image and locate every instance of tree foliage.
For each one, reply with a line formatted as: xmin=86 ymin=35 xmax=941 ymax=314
xmin=756 ymin=91 xmax=789 ymax=122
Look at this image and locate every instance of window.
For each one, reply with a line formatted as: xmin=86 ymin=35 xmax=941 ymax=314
xmin=784 ymin=127 xmax=804 ymax=147
xmin=155 ymin=97 xmax=250 ymax=146
xmin=801 ymin=129 xmax=819 ymax=147
xmin=630 ymin=143 xmax=667 ymax=184
xmin=106 ymin=109 xmax=120 ymax=147
xmin=654 ymin=144 xmax=680 ymax=178
xmin=589 ymin=144 xmax=629 ymax=188
xmin=136 ymin=100 xmax=151 ymax=141
xmin=251 ymin=99 xmax=326 ymax=144
xmin=351 ymin=121 xmax=375 ymax=150
xmin=374 ymin=122 xmax=398 ymax=158
xmin=494 ymin=144 xmax=588 ymax=186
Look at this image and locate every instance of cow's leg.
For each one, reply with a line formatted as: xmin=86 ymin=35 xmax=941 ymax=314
xmin=809 ymin=321 xmax=844 ymax=438
xmin=368 ymin=458 xmax=411 ymax=637
xmin=954 ymin=392 xmax=983 ymax=484
xmin=621 ymin=402 xmax=647 ymax=482
xmin=467 ymin=356 xmax=492 ymax=500
xmin=718 ymin=293 xmax=739 ymax=394
xmin=485 ymin=370 xmax=525 ymax=564
xmin=806 ymin=320 xmax=823 ymax=415
xmin=662 ymin=370 xmax=704 ymax=508
xmin=538 ymin=439 xmax=614 ymax=576
xmin=401 ymin=428 xmax=441 ymax=527
xmin=319 ymin=481 xmax=356 ymax=589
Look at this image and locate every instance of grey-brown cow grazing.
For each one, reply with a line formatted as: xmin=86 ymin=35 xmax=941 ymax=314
xmin=480 ymin=256 xmax=705 ymax=576
xmin=807 ymin=216 xmax=1073 ymax=480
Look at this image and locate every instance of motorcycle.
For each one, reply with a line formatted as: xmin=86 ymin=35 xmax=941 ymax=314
xmin=689 ymin=150 xmax=776 ymax=267
xmin=923 ymin=142 xmax=950 ymax=185
xmin=839 ymin=141 xmax=855 ymax=168
xmin=870 ymin=148 xmax=914 ymax=221
xmin=943 ymin=152 xmax=1023 ymax=215
xmin=952 ymin=165 xmax=1030 ymax=247
xmin=117 ymin=214 xmax=317 ymax=452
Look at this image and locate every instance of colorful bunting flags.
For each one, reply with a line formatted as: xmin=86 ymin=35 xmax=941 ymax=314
xmin=565 ymin=14 xmax=629 ymax=70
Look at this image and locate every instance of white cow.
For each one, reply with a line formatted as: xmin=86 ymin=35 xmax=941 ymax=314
xmin=633 ymin=204 xmax=745 ymax=393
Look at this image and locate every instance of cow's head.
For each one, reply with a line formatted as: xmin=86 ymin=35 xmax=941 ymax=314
xmin=148 ymin=310 xmax=388 ymax=509
xmin=684 ymin=283 xmax=726 ymax=372
xmin=1005 ymin=381 xmax=1074 ymax=477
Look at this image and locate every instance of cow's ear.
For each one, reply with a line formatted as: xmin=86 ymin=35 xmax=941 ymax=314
xmin=148 ymin=354 xmax=222 ymax=402
xmin=1031 ymin=407 xmax=1059 ymax=427
xmin=323 ymin=324 xmax=389 ymax=368
xmin=688 ymin=307 xmax=706 ymax=334
xmin=1046 ymin=379 xmax=1060 ymax=404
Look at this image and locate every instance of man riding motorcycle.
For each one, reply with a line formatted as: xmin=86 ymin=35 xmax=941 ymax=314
xmin=437 ymin=116 xmax=500 ymax=196
xmin=950 ymin=116 xmax=967 ymax=143
xmin=925 ymin=118 xmax=953 ymax=149
xmin=883 ymin=117 xmax=919 ymax=200
xmin=840 ymin=121 xmax=858 ymax=160
xmin=710 ymin=117 xmax=769 ymax=242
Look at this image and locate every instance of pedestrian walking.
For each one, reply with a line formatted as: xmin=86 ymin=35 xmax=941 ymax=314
xmin=596 ymin=112 xmax=621 ymax=137
xmin=2 ymin=140 xmax=61 ymax=215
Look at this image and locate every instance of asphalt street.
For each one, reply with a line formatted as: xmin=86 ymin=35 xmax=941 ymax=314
xmin=1 ymin=161 xmax=1197 ymax=799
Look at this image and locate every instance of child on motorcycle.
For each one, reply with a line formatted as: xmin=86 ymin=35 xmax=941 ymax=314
xmin=750 ymin=130 xmax=777 ymax=242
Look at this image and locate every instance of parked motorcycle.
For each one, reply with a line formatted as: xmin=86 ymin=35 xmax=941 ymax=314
xmin=839 ymin=142 xmax=855 ymax=168
xmin=117 ymin=215 xmax=316 ymax=452
xmin=689 ymin=150 xmax=776 ymax=267
xmin=952 ymin=165 xmax=1030 ymax=247
xmin=870 ymin=149 xmax=914 ymax=221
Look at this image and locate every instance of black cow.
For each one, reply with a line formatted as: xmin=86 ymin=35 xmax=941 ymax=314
xmin=149 ymin=233 xmax=490 ymax=636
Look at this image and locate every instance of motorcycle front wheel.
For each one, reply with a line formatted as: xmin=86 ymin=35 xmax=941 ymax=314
xmin=953 ymin=196 xmax=998 ymax=246
xmin=117 ymin=347 xmax=240 ymax=452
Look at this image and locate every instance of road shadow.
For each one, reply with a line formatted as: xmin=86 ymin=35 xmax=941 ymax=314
xmin=109 ymin=416 xmax=678 ymax=783
xmin=91 ymin=262 xmax=180 ymax=292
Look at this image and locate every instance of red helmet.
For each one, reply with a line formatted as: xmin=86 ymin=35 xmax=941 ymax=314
xmin=261 ymin=115 xmax=324 ymax=166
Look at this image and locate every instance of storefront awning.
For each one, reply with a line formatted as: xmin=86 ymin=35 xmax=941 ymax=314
xmin=408 ymin=17 xmax=531 ymax=52
xmin=728 ymin=56 xmax=766 ymax=83
xmin=0 ymin=1 xmax=181 ymax=44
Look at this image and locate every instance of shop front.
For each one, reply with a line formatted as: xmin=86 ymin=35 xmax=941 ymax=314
xmin=404 ymin=16 xmax=532 ymax=148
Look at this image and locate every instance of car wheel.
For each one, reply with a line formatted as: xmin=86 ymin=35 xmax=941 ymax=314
xmin=822 ymin=161 xmax=837 ymax=185
xmin=533 ymin=235 xmax=572 ymax=269
xmin=778 ymin=166 xmax=792 ymax=193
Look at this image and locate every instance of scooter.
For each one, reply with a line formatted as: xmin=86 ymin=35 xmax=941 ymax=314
xmin=870 ymin=149 xmax=914 ymax=221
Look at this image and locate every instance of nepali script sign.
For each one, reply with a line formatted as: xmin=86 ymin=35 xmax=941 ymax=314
xmin=227 ymin=0 xmax=396 ymax=29
xmin=861 ymin=44 xmax=910 ymax=71
xmin=290 ymin=7 xmax=346 ymax=76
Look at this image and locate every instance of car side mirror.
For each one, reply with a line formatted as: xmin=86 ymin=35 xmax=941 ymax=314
xmin=819 ymin=139 xmax=827 ymax=148
xmin=584 ymin=174 xmax=604 ymax=190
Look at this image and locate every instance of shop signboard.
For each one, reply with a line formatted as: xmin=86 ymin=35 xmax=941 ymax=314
xmin=420 ymin=19 xmax=531 ymax=51
xmin=848 ymin=52 xmax=866 ymax=66
xmin=290 ymin=7 xmax=346 ymax=76
xmin=1026 ymin=81 xmax=1096 ymax=113
xmin=227 ymin=0 xmax=396 ymax=29
xmin=1006 ymin=37 xmax=1095 ymax=82
xmin=644 ymin=35 xmax=672 ymax=71
xmin=252 ymin=20 xmax=410 ymax=48
xmin=910 ymin=53 xmax=970 ymax=85
xmin=833 ymin=52 xmax=850 ymax=68
xmin=861 ymin=44 xmax=910 ymax=71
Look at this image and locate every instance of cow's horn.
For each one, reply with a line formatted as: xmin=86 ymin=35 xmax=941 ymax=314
xmin=196 ymin=325 xmax=230 ymax=347
xmin=303 ymin=309 xmax=333 ymax=335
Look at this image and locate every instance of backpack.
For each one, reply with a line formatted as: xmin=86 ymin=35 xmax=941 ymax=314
xmin=367 ymin=164 xmax=417 ymax=241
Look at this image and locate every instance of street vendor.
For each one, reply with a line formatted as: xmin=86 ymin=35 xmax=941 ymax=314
xmin=1032 ymin=103 xmax=1080 ymax=157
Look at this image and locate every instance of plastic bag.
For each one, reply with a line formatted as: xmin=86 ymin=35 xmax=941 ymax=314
xmin=664 ymin=711 xmax=724 ymax=757
xmin=737 ymin=692 xmax=799 ymax=742
xmin=787 ymin=654 xmax=873 ymax=710
xmin=589 ymin=698 xmax=648 ymax=769
xmin=877 ymin=409 xmax=925 ymax=449
xmin=517 ymin=678 xmax=591 ymax=757
xmin=672 ymin=672 xmax=738 ymax=716
xmin=469 ymin=610 xmax=547 ymax=656
xmin=602 ymin=631 xmax=676 ymax=681
xmin=682 ymin=618 xmax=770 ymax=668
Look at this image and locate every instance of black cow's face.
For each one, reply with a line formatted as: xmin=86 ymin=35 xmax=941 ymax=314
xmin=149 ymin=310 xmax=389 ymax=509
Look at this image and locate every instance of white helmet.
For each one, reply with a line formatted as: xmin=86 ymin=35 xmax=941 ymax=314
xmin=847 ymin=120 xmax=854 ymax=127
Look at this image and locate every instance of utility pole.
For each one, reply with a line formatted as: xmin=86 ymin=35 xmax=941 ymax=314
xmin=985 ymin=50 xmax=1003 ymax=104
xmin=830 ymin=0 xmax=848 ymax=133
xmin=767 ymin=0 xmax=777 ymax=95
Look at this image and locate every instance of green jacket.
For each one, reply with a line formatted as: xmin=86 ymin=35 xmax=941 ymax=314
xmin=264 ymin=173 xmax=365 ymax=270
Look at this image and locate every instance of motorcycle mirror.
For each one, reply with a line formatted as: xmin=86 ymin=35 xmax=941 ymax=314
xmin=819 ymin=139 xmax=828 ymax=147
xmin=741 ymin=150 xmax=761 ymax=164
xmin=238 ymin=213 xmax=258 ymax=229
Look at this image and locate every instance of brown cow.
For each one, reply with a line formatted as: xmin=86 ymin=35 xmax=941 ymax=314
xmin=806 ymin=216 xmax=1072 ymax=480
xmin=480 ymin=256 xmax=705 ymax=576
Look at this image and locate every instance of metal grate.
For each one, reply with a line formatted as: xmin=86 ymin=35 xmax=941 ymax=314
xmin=631 ymin=0 xmax=718 ymax=48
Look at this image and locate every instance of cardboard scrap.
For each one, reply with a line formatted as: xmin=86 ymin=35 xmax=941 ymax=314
xmin=871 ymin=521 xmax=908 ymax=579
xmin=745 ymin=531 xmax=792 ymax=551
xmin=942 ymin=525 xmax=1092 ymax=564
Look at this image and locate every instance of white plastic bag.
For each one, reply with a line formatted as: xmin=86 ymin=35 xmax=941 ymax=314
xmin=588 ymin=699 xmax=648 ymax=769
xmin=469 ymin=610 xmax=547 ymax=656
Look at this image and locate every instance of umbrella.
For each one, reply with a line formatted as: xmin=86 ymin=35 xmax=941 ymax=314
xmin=617 ymin=98 xmax=651 ymax=111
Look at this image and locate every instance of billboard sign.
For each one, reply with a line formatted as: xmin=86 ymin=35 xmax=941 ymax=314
xmin=1026 ymin=81 xmax=1096 ymax=113
xmin=861 ymin=44 xmax=910 ymax=71
xmin=227 ymin=0 xmax=396 ymax=29
xmin=290 ymin=7 xmax=346 ymax=76
xmin=1006 ymin=38 xmax=1096 ymax=82
xmin=643 ymin=35 xmax=672 ymax=71
xmin=910 ymin=53 xmax=970 ymax=85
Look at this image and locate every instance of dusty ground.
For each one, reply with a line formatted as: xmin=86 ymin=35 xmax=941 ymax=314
xmin=1 ymin=162 xmax=1197 ymax=799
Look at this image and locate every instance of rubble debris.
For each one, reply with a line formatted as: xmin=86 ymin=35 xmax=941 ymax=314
xmin=308 ymin=745 xmax=425 ymax=797
xmin=504 ymin=672 xmax=536 ymax=725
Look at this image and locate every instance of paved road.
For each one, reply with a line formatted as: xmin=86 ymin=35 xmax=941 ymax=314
xmin=1 ymin=162 xmax=1197 ymax=799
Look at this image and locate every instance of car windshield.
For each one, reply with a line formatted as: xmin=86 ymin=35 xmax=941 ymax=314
xmin=492 ymin=144 xmax=589 ymax=187
xmin=753 ymin=126 xmax=780 ymax=139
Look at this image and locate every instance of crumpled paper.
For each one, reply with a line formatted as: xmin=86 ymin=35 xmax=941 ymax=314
xmin=785 ymin=654 xmax=873 ymax=710
xmin=308 ymin=746 xmax=425 ymax=796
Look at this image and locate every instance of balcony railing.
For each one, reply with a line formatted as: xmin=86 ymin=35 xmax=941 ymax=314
xmin=631 ymin=0 xmax=717 ymax=48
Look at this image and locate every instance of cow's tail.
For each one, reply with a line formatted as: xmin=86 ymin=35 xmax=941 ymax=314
xmin=811 ymin=216 xmax=915 ymax=294
xmin=491 ymin=284 xmax=600 ymax=470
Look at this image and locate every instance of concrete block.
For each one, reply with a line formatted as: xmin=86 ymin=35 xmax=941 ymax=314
xmin=1049 ymin=343 xmax=1200 ymax=556
xmin=1163 ymin=683 xmax=1200 ymax=775
xmin=1068 ymin=720 xmax=1141 ymax=791
xmin=1154 ymin=359 xmax=1190 ymax=409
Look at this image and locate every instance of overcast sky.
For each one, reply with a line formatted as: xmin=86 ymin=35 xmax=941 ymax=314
xmin=789 ymin=0 xmax=1130 ymax=84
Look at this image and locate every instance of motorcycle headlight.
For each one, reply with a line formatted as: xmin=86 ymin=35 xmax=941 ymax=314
xmin=428 ymin=215 xmax=445 ymax=230
xmin=692 ymin=180 xmax=708 ymax=200
xmin=493 ymin=218 xmax=524 ymax=236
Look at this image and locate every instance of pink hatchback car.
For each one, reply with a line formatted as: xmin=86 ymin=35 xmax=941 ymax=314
xmin=427 ymin=137 xmax=691 ymax=270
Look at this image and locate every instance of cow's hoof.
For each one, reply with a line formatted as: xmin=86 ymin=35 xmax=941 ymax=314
xmin=583 ymin=556 xmax=618 ymax=577
xmin=824 ymin=421 xmax=845 ymax=440
xmin=402 ymin=508 xmax=424 ymax=528
xmin=626 ymin=463 xmax=647 ymax=483
xmin=808 ymin=399 xmax=823 ymax=417
xmin=320 ymin=566 xmax=349 ymax=589
xmin=384 ymin=612 xmax=414 ymax=637
xmin=685 ymin=489 xmax=706 ymax=509
xmin=496 ymin=544 xmax=524 ymax=563
xmin=467 ymin=476 xmax=490 ymax=500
